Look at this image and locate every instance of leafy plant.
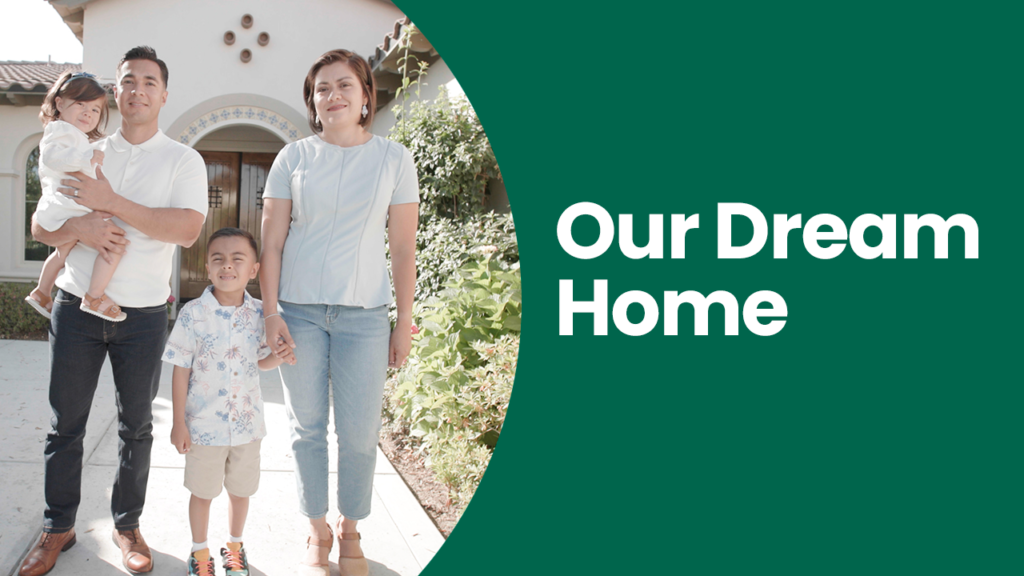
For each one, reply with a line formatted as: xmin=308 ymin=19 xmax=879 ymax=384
xmin=0 ymin=282 xmax=51 ymax=337
xmin=427 ymin=434 xmax=494 ymax=508
xmin=391 ymin=23 xmax=430 ymax=141
xmin=387 ymin=22 xmax=501 ymax=220
xmin=413 ymin=212 xmax=517 ymax=302
xmin=387 ymin=259 xmax=520 ymax=508
xmin=391 ymin=88 xmax=500 ymax=220
xmin=381 ymin=24 xmax=518 ymax=514
xmin=422 ymin=334 xmax=518 ymax=507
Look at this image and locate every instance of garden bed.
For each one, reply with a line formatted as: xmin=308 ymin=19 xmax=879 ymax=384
xmin=379 ymin=428 xmax=459 ymax=537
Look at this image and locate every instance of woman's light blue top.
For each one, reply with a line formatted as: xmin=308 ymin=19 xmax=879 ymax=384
xmin=263 ymin=134 xmax=419 ymax=307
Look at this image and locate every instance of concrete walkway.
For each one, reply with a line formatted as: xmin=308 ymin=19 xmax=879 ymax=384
xmin=0 ymin=339 xmax=444 ymax=576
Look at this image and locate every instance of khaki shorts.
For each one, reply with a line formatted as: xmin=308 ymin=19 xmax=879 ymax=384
xmin=184 ymin=440 xmax=261 ymax=499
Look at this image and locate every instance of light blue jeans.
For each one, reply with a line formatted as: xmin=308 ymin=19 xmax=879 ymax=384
xmin=278 ymin=302 xmax=391 ymax=520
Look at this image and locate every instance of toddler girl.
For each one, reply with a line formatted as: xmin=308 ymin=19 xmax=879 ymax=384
xmin=25 ymin=70 xmax=126 ymax=321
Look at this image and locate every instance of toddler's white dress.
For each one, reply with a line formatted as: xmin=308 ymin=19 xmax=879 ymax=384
xmin=35 ymin=120 xmax=97 ymax=232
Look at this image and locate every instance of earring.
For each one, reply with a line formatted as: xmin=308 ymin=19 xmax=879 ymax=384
xmin=361 ymin=105 xmax=368 ymax=118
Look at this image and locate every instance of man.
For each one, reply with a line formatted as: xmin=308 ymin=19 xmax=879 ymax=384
xmin=19 ymin=46 xmax=207 ymax=576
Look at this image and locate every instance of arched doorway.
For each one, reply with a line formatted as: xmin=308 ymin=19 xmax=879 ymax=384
xmin=179 ymin=124 xmax=287 ymax=300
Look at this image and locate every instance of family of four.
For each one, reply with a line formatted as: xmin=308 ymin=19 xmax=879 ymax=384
xmin=18 ymin=45 xmax=419 ymax=576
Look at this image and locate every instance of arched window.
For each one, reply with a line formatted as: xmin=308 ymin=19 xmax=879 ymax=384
xmin=24 ymin=146 xmax=53 ymax=261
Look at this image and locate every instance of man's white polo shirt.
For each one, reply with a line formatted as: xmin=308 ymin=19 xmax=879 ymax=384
xmin=56 ymin=129 xmax=208 ymax=308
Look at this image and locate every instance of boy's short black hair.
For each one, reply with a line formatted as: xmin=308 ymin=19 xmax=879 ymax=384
xmin=207 ymin=228 xmax=258 ymax=258
xmin=117 ymin=46 xmax=169 ymax=87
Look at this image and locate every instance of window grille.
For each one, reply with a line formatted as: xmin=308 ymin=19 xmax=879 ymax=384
xmin=208 ymin=186 xmax=223 ymax=208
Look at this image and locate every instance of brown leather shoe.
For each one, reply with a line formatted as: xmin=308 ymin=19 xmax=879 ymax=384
xmin=18 ymin=529 xmax=76 ymax=576
xmin=111 ymin=528 xmax=153 ymax=573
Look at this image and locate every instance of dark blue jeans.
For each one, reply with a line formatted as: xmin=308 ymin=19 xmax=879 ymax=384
xmin=43 ymin=289 xmax=167 ymax=533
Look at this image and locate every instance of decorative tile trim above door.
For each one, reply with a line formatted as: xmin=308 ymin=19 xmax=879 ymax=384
xmin=178 ymin=105 xmax=302 ymax=146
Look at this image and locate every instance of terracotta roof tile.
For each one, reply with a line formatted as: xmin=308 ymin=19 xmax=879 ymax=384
xmin=0 ymin=61 xmax=82 ymax=92
xmin=371 ymin=17 xmax=412 ymax=69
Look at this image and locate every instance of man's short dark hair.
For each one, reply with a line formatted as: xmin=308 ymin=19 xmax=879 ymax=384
xmin=208 ymin=228 xmax=258 ymax=258
xmin=117 ymin=46 xmax=169 ymax=87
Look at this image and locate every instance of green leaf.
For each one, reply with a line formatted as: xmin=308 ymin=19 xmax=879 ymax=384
xmin=422 ymin=319 xmax=446 ymax=333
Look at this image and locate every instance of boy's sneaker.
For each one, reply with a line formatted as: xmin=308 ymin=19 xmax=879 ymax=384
xmin=188 ymin=548 xmax=216 ymax=576
xmin=220 ymin=542 xmax=250 ymax=576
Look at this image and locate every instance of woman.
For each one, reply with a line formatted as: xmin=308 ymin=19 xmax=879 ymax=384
xmin=260 ymin=49 xmax=418 ymax=576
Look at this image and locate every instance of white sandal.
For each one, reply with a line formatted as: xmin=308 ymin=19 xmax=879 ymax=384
xmin=25 ymin=292 xmax=53 ymax=320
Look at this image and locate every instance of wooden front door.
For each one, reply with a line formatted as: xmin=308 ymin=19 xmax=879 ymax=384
xmin=179 ymin=151 xmax=276 ymax=300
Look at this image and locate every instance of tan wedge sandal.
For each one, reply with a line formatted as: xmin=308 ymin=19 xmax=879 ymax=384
xmin=299 ymin=525 xmax=333 ymax=576
xmin=337 ymin=530 xmax=369 ymax=576
xmin=81 ymin=292 xmax=127 ymax=322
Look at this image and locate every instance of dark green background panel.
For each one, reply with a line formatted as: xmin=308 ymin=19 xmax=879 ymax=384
xmin=397 ymin=1 xmax=1023 ymax=573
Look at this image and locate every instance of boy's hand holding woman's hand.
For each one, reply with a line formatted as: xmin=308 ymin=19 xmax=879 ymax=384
xmin=266 ymin=315 xmax=298 ymax=365
xmin=276 ymin=344 xmax=297 ymax=365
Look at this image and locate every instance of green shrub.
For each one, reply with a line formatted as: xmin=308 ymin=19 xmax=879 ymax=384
xmin=427 ymin=436 xmax=494 ymax=508
xmin=414 ymin=212 xmax=517 ymax=302
xmin=0 ymin=282 xmax=51 ymax=337
xmin=388 ymin=259 xmax=520 ymax=509
xmin=423 ymin=333 xmax=518 ymax=505
xmin=390 ymin=88 xmax=500 ymax=220
xmin=383 ymin=43 xmax=518 ymax=514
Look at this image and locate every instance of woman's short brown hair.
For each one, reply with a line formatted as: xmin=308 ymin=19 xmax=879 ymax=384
xmin=39 ymin=71 xmax=109 ymax=141
xmin=303 ymin=49 xmax=377 ymax=133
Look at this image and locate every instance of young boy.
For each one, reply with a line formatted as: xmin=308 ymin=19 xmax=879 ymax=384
xmin=162 ymin=227 xmax=295 ymax=576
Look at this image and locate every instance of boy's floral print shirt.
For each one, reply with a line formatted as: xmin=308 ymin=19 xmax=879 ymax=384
xmin=162 ymin=286 xmax=272 ymax=446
